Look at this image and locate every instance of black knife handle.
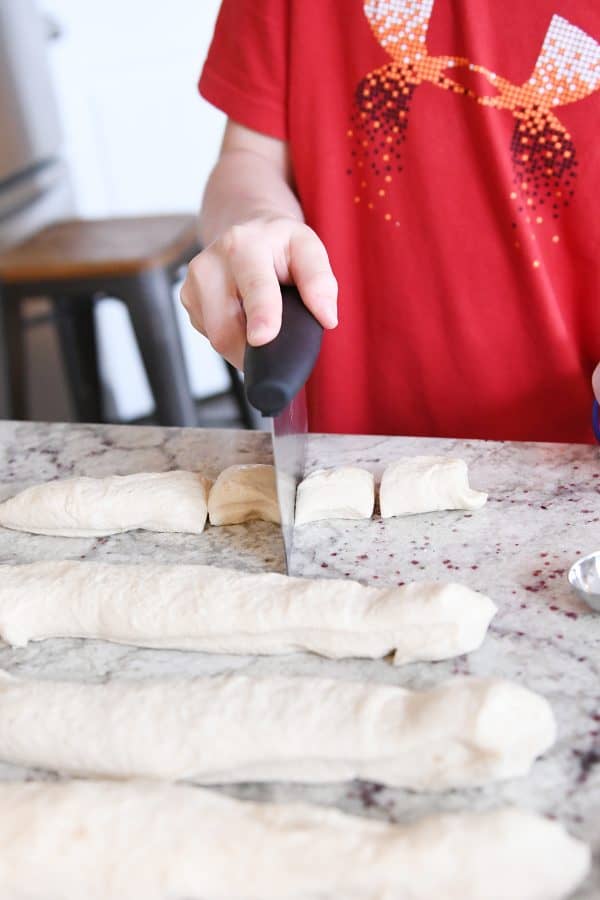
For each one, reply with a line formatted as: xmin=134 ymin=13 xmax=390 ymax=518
xmin=243 ymin=285 xmax=323 ymax=416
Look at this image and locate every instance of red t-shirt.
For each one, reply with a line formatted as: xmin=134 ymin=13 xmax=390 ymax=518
xmin=200 ymin=0 xmax=600 ymax=442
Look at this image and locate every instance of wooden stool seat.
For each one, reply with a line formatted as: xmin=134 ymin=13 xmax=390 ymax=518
xmin=0 ymin=215 xmax=199 ymax=284
xmin=0 ymin=214 xmax=257 ymax=428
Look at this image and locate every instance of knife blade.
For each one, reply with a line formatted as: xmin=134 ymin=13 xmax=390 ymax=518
xmin=243 ymin=285 xmax=323 ymax=571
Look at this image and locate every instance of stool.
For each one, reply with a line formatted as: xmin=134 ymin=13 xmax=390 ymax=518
xmin=0 ymin=215 xmax=253 ymax=428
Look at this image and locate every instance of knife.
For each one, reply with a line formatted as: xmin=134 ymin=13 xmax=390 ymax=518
xmin=244 ymin=285 xmax=323 ymax=571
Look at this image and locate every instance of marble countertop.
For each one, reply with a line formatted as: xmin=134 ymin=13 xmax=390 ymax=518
xmin=0 ymin=421 xmax=598 ymax=898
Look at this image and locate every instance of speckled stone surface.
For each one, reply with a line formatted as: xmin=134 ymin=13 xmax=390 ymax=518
xmin=0 ymin=421 xmax=598 ymax=898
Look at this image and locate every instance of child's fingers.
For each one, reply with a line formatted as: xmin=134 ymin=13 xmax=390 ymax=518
xmin=593 ymin=362 xmax=600 ymax=403
xmin=288 ymin=227 xmax=338 ymax=329
xmin=180 ymin=219 xmax=337 ymax=370
xmin=226 ymin=232 xmax=283 ymax=347
xmin=181 ymin=250 xmax=246 ymax=369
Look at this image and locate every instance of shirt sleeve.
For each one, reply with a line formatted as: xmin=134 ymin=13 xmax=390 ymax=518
xmin=199 ymin=0 xmax=289 ymax=140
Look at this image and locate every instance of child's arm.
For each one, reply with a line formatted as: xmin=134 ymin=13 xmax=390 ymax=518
xmin=180 ymin=120 xmax=338 ymax=369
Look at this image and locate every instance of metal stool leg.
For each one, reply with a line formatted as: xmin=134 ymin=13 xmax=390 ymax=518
xmin=121 ymin=268 xmax=197 ymax=427
xmin=0 ymin=286 xmax=28 ymax=419
xmin=53 ymin=295 xmax=103 ymax=423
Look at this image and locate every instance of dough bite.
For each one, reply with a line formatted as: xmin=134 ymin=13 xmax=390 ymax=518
xmin=295 ymin=466 xmax=374 ymax=524
xmin=0 ymin=671 xmax=555 ymax=789
xmin=208 ymin=464 xmax=280 ymax=525
xmin=0 ymin=471 xmax=211 ymax=537
xmin=0 ymin=560 xmax=496 ymax=664
xmin=0 ymin=780 xmax=589 ymax=900
xmin=380 ymin=455 xmax=488 ymax=518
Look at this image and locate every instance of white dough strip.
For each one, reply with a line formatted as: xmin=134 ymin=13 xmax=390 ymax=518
xmin=0 ymin=779 xmax=589 ymax=900
xmin=0 ymin=671 xmax=555 ymax=789
xmin=380 ymin=456 xmax=488 ymax=518
xmin=208 ymin=464 xmax=280 ymax=524
xmin=0 ymin=471 xmax=211 ymax=536
xmin=0 ymin=560 xmax=496 ymax=664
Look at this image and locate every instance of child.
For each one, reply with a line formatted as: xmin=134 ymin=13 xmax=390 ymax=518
xmin=181 ymin=0 xmax=600 ymax=442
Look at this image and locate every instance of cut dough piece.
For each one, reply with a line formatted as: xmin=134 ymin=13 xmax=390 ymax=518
xmin=0 ymin=671 xmax=555 ymax=789
xmin=0 ymin=560 xmax=497 ymax=664
xmin=0 ymin=471 xmax=211 ymax=536
xmin=295 ymin=466 xmax=374 ymax=524
xmin=380 ymin=455 xmax=488 ymax=518
xmin=0 ymin=780 xmax=589 ymax=900
xmin=208 ymin=464 xmax=279 ymax=525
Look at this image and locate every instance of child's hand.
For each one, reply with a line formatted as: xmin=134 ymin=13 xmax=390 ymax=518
xmin=180 ymin=215 xmax=338 ymax=369
xmin=593 ymin=363 xmax=600 ymax=404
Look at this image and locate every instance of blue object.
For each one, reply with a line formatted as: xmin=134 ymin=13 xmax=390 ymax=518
xmin=593 ymin=400 xmax=600 ymax=443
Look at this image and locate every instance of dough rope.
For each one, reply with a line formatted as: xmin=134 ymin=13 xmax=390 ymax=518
xmin=0 ymin=671 xmax=555 ymax=789
xmin=380 ymin=456 xmax=488 ymax=518
xmin=208 ymin=464 xmax=280 ymax=525
xmin=0 ymin=779 xmax=589 ymax=900
xmin=0 ymin=471 xmax=211 ymax=536
xmin=295 ymin=466 xmax=375 ymax=524
xmin=0 ymin=560 xmax=496 ymax=664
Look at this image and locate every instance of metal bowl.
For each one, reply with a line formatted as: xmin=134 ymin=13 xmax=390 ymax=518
xmin=568 ymin=551 xmax=600 ymax=612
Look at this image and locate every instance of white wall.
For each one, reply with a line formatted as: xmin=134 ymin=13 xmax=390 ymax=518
xmin=42 ymin=0 xmax=225 ymax=216
xmin=41 ymin=0 xmax=229 ymax=419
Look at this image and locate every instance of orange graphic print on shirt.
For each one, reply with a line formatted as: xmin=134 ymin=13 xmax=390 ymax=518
xmin=349 ymin=1 xmax=600 ymax=248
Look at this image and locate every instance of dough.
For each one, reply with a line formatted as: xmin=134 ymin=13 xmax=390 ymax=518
xmin=380 ymin=456 xmax=488 ymax=518
xmin=0 ymin=671 xmax=555 ymax=788
xmin=295 ymin=466 xmax=375 ymax=524
xmin=0 ymin=560 xmax=496 ymax=664
xmin=208 ymin=464 xmax=280 ymax=525
xmin=0 ymin=780 xmax=589 ymax=900
xmin=0 ymin=470 xmax=211 ymax=536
